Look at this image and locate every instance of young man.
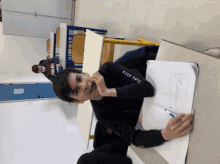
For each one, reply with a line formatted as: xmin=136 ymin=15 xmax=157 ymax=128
xmin=52 ymin=46 xmax=194 ymax=150
xmin=32 ymin=56 xmax=63 ymax=82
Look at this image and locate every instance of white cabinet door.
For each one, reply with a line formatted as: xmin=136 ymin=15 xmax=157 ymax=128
xmin=3 ymin=0 xmax=71 ymax=19
xmin=3 ymin=10 xmax=70 ymax=38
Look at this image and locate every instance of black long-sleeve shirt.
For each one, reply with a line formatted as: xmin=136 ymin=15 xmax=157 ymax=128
xmin=90 ymin=61 xmax=167 ymax=148
xmin=77 ymin=142 xmax=133 ymax=164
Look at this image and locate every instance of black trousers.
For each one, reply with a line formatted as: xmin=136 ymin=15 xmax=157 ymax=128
xmin=77 ymin=46 xmax=159 ymax=164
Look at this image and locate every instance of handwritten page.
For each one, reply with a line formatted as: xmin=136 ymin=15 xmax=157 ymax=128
xmin=145 ymin=60 xmax=198 ymax=114
xmin=141 ymin=60 xmax=199 ymax=164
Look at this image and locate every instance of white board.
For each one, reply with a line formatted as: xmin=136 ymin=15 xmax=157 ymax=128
xmin=59 ymin=23 xmax=67 ymax=69
xmin=50 ymin=31 xmax=55 ymax=57
xmin=77 ymin=29 xmax=104 ymax=149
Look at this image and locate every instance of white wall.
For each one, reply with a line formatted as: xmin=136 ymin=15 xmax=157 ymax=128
xmin=3 ymin=0 xmax=72 ymax=19
xmin=2 ymin=0 xmax=72 ymax=38
xmin=0 ymin=22 xmax=50 ymax=83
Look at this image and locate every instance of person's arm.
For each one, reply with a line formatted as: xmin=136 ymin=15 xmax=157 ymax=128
xmin=114 ymin=46 xmax=158 ymax=69
xmin=46 ymin=58 xmax=56 ymax=64
xmin=103 ymin=83 xmax=154 ymax=98
xmin=134 ymin=114 xmax=194 ymax=147
xmin=95 ymin=110 xmax=194 ymax=148
xmin=98 ymin=61 xmax=154 ymax=99
xmin=115 ymin=82 xmax=154 ymax=99
xmin=39 ymin=60 xmax=44 ymax=65
xmin=91 ymin=101 xmax=166 ymax=148
xmin=100 ymin=116 xmax=166 ymax=148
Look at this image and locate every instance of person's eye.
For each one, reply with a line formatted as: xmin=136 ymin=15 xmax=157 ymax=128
xmin=77 ymin=76 xmax=82 ymax=82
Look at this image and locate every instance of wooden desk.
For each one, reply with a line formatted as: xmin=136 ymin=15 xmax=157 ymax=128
xmin=128 ymin=39 xmax=220 ymax=164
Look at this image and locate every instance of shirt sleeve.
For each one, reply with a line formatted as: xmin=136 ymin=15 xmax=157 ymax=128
xmin=39 ymin=60 xmax=43 ymax=65
xmin=116 ymin=82 xmax=154 ymax=99
xmin=46 ymin=58 xmax=56 ymax=64
xmin=99 ymin=61 xmax=154 ymax=99
xmin=91 ymin=101 xmax=167 ymax=149
xmin=39 ymin=60 xmax=45 ymax=66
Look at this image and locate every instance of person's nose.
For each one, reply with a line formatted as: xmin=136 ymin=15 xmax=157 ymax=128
xmin=79 ymin=78 xmax=91 ymax=91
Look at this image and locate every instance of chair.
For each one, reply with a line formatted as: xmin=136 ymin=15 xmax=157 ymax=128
xmin=103 ymin=37 xmax=159 ymax=46
xmin=70 ymin=35 xmax=159 ymax=65
xmin=77 ymin=30 xmax=85 ymax=34
xmin=71 ymin=34 xmax=85 ymax=63
xmin=56 ymin=27 xmax=60 ymax=48
xmin=101 ymin=42 xmax=114 ymax=66
xmin=56 ymin=28 xmax=86 ymax=49
xmin=71 ymin=33 xmax=115 ymax=65
xmin=46 ymin=39 xmax=50 ymax=54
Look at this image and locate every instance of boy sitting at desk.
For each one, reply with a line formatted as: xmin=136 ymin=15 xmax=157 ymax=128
xmin=32 ymin=55 xmax=63 ymax=82
xmin=77 ymin=114 xmax=192 ymax=164
xmin=52 ymin=46 xmax=194 ymax=155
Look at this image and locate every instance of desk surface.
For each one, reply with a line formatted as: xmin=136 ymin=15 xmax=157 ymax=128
xmin=131 ymin=39 xmax=220 ymax=164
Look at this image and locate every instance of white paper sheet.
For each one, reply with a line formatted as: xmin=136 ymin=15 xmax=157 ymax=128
xmin=141 ymin=60 xmax=199 ymax=164
xmin=77 ymin=29 xmax=104 ymax=149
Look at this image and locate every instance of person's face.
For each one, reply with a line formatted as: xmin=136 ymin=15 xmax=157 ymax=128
xmin=38 ymin=66 xmax=44 ymax=73
xmin=68 ymin=72 xmax=102 ymax=103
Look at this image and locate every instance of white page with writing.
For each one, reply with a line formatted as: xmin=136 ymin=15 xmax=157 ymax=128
xmin=141 ymin=60 xmax=198 ymax=164
xmin=146 ymin=60 xmax=198 ymax=114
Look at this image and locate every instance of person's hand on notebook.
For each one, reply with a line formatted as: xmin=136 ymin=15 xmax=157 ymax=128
xmin=161 ymin=113 xmax=194 ymax=141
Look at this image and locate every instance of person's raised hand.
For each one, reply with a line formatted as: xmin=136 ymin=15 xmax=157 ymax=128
xmin=161 ymin=113 xmax=194 ymax=141
xmin=91 ymin=72 xmax=108 ymax=96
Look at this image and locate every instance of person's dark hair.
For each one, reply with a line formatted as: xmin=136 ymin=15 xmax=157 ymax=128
xmin=32 ymin=65 xmax=40 ymax=73
xmin=52 ymin=68 xmax=83 ymax=104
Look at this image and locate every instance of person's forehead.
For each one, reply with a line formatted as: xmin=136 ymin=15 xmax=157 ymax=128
xmin=68 ymin=72 xmax=85 ymax=91
xmin=68 ymin=73 xmax=80 ymax=85
xmin=69 ymin=72 xmax=78 ymax=80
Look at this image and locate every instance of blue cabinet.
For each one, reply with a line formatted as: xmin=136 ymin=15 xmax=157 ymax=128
xmin=0 ymin=83 xmax=57 ymax=101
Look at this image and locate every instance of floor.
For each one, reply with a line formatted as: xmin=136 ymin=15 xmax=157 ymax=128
xmin=73 ymin=0 xmax=220 ymax=151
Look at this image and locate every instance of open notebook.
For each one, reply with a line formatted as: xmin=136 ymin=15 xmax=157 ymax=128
xmin=142 ymin=60 xmax=199 ymax=164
